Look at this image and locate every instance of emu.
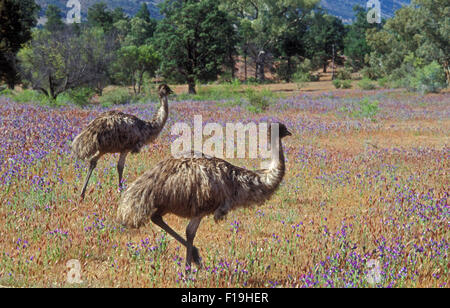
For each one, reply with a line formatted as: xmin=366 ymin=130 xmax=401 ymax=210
xmin=72 ymin=84 xmax=173 ymax=199
xmin=117 ymin=123 xmax=291 ymax=269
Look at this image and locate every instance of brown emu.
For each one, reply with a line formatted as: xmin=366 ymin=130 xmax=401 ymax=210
xmin=117 ymin=123 xmax=292 ymax=269
xmin=72 ymin=84 xmax=173 ymax=199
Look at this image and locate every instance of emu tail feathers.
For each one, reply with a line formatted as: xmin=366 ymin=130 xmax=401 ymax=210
xmin=116 ymin=182 xmax=154 ymax=229
xmin=71 ymin=130 xmax=99 ymax=161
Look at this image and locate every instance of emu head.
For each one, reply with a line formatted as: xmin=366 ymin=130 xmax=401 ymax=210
xmin=158 ymin=84 xmax=173 ymax=98
xmin=269 ymin=122 xmax=292 ymax=140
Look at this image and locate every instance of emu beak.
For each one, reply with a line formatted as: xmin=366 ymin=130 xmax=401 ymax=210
xmin=286 ymin=130 xmax=292 ymax=136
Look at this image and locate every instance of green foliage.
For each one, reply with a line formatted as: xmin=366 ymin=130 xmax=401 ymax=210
xmin=18 ymin=28 xmax=116 ymax=100
xmin=0 ymin=0 xmax=39 ymax=88
xmin=366 ymin=0 xmax=449 ymax=83
xmin=357 ymin=78 xmax=377 ymax=90
xmin=45 ymin=5 xmax=65 ymax=33
xmin=112 ymin=44 xmax=160 ymax=95
xmin=341 ymin=80 xmax=352 ymax=89
xmin=88 ymin=2 xmax=114 ymax=32
xmin=333 ymin=79 xmax=342 ymax=89
xmin=407 ymin=61 xmax=447 ymax=94
xmin=304 ymin=9 xmax=346 ymax=73
xmin=177 ymin=80 xmax=243 ymax=102
xmin=63 ymin=87 xmax=95 ymax=106
xmin=244 ymin=88 xmax=273 ymax=114
xmin=99 ymin=88 xmax=134 ymax=107
xmin=377 ymin=77 xmax=389 ymax=88
xmin=155 ymin=0 xmax=238 ymax=94
xmin=333 ymin=79 xmax=352 ymax=89
xmin=355 ymin=98 xmax=379 ymax=120
xmin=344 ymin=6 xmax=381 ymax=71
xmin=335 ymin=69 xmax=352 ymax=80
xmin=292 ymin=60 xmax=318 ymax=83
xmin=341 ymin=98 xmax=380 ymax=121
xmin=5 ymin=89 xmax=48 ymax=104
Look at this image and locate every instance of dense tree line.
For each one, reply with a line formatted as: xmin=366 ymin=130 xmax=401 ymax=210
xmin=0 ymin=0 xmax=448 ymax=97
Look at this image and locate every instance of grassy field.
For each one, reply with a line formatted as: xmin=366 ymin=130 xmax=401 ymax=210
xmin=0 ymin=87 xmax=448 ymax=288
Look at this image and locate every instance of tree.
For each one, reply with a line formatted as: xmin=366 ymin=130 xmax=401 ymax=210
xmin=136 ymin=3 xmax=152 ymax=23
xmin=45 ymin=4 xmax=65 ymax=33
xmin=0 ymin=0 xmax=39 ymax=89
xmin=154 ymin=0 xmax=238 ymax=94
xmin=305 ymin=9 xmax=346 ymax=74
xmin=223 ymin=0 xmax=319 ymax=82
xmin=124 ymin=16 xmax=157 ymax=47
xmin=344 ymin=5 xmax=381 ymax=71
xmin=87 ymin=2 xmax=114 ymax=33
xmin=18 ymin=28 xmax=116 ymax=99
xmin=366 ymin=0 xmax=449 ymax=82
xmin=113 ymin=44 xmax=160 ymax=95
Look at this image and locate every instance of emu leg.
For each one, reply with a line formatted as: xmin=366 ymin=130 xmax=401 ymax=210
xmin=80 ymin=157 xmax=99 ymax=200
xmin=186 ymin=217 xmax=203 ymax=269
xmin=117 ymin=152 xmax=128 ymax=189
xmin=151 ymin=214 xmax=202 ymax=268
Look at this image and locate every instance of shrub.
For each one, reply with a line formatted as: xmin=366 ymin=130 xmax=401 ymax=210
xmin=99 ymin=88 xmax=133 ymax=107
xmin=341 ymin=80 xmax=352 ymax=89
xmin=358 ymin=78 xmax=377 ymax=90
xmin=335 ymin=69 xmax=352 ymax=80
xmin=333 ymin=79 xmax=352 ymax=89
xmin=10 ymin=89 xmax=50 ymax=104
xmin=409 ymin=61 xmax=447 ymax=94
xmin=62 ymin=87 xmax=95 ymax=106
xmin=333 ymin=79 xmax=343 ymax=89
xmin=354 ymin=98 xmax=379 ymax=121
xmin=244 ymin=88 xmax=272 ymax=113
xmin=377 ymin=77 xmax=389 ymax=88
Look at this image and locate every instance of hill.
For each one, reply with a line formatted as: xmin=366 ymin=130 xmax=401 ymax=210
xmin=35 ymin=0 xmax=164 ymax=20
xmin=320 ymin=0 xmax=411 ymax=23
xmin=35 ymin=0 xmax=410 ymax=23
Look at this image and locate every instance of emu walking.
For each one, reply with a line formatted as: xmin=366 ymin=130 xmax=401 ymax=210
xmin=72 ymin=84 xmax=173 ymax=199
xmin=117 ymin=123 xmax=291 ymax=269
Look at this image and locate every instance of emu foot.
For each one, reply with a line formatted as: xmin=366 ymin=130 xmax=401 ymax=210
xmin=192 ymin=246 xmax=203 ymax=269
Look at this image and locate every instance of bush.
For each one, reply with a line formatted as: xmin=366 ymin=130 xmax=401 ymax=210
xmin=10 ymin=89 xmax=50 ymax=104
xmin=335 ymin=69 xmax=352 ymax=80
xmin=354 ymin=98 xmax=379 ymax=121
xmin=341 ymin=80 xmax=352 ymax=89
xmin=333 ymin=79 xmax=352 ymax=89
xmin=99 ymin=88 xmax=134 ymax=107
xmin=333 ymin=79 xmax=342 ymax=89
xmin=60 ymin=87 xmax=95 ymax=106
xmin=409 ymin=61 xmax=447 ymax=94
xmin=292 ymin=59 xmax=319 ymax=83
xmin=358 ymin=78 xmax=377 ymax=90
xmin=244 ymin=88 xmax=272 ymax=113
xmin=377 ymin=77 xmax=389 ymax=88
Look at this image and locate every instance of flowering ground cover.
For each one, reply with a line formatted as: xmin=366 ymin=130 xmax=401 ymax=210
xmin=0 ymin=88 xmax=448 ymax=287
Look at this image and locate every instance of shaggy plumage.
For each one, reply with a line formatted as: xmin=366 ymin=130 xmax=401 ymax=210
xmin=72 ymin=84 xmax=173 ymax=199
xmin=117 ymin=123 xmax=292 ymax=269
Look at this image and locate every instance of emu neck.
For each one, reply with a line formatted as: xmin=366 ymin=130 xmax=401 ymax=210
xmin=153 ymin=95 xmax=169 ymax=129
xmin=263 ymin=138 xmax=286 ymax=190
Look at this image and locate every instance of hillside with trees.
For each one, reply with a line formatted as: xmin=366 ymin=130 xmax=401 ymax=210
xmin=1 ymin=0 xmax=448 ymax=98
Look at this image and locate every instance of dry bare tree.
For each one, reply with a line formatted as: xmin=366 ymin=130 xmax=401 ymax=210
xmin=72 ymin=84 xmax=173 ymax=199
xmin=117 ymin=123 xmax=292 ymax=269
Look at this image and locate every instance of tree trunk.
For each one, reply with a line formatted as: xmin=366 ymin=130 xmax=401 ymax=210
xmin=6 ymin=78 xmax=15 ymax=90
xmin=256 ymin=50 xmax=266 ymax=82
xmin=137 ymin=71 xmax=144 ymax=95
xmin=286 ymin=57 xmax=292 ymax=83
xmin=229 ymin=54 xmax=235 ymax=80
xmin=187 ymin=77 xmax=196 ymax=95
xmin=48 ymin=75 xmax=56 ymax=100
xmin=244 ymin=53 xmax=248 ymax=82
xmin=323 ymin=61 xmax=327 ymax=73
